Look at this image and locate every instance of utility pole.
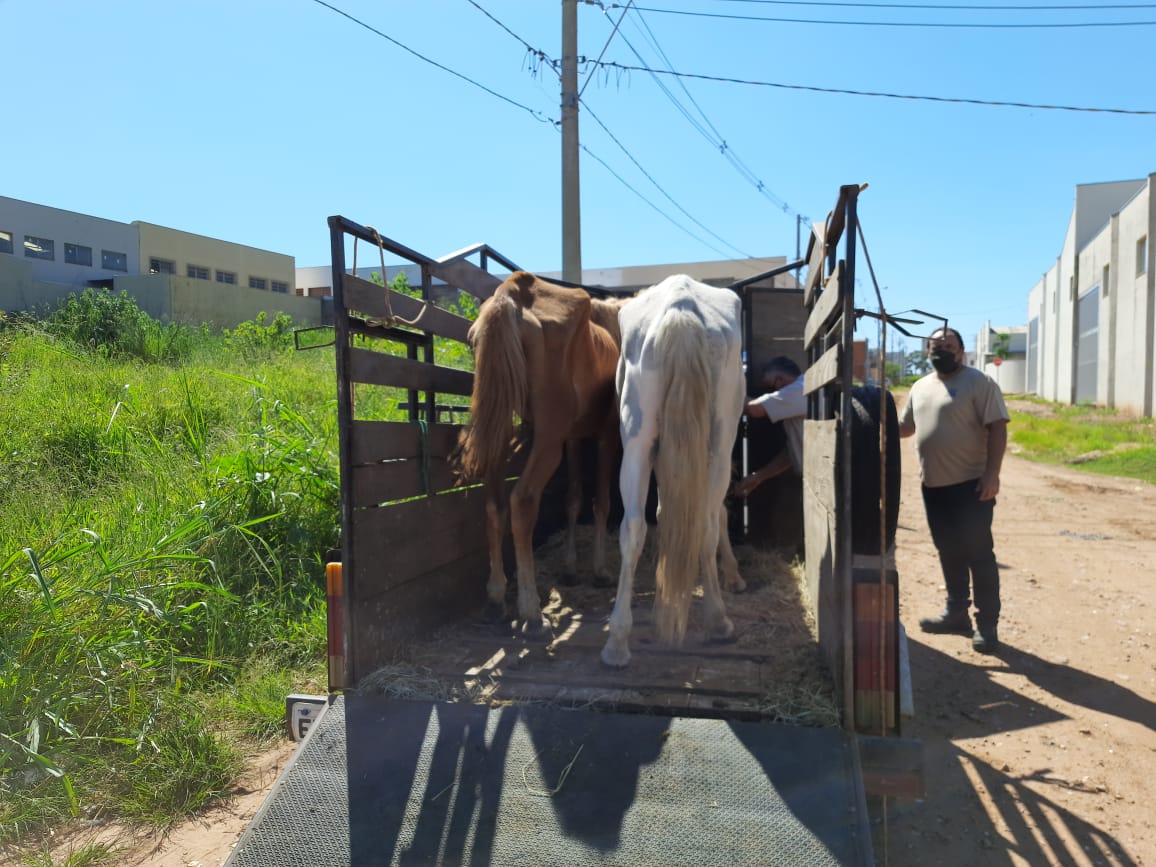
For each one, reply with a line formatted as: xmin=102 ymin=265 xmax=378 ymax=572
xmin=561 ymin=0 xmax=582 ymax=284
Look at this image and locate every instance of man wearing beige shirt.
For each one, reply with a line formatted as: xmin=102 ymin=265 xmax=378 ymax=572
xmin=899 ymin=327 xmax=1009 ymax=653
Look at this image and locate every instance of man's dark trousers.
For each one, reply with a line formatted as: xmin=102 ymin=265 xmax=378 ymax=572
xmin=921 ymin=478 xmax=1000 ymax=629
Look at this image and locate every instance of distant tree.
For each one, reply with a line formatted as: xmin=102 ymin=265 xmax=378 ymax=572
xmin=905 ymin=350 xmax=931 ymax=376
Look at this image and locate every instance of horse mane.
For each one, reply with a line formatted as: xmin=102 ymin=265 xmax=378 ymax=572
xmin=651 ymin=307 xmax=713 ymax=645
xmin=455 ymin=287 xmax=528 ymax=483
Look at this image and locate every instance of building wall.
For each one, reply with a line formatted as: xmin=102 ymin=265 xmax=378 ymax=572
xmin=0 ymin=195 xmax=141 ymax=286
xmin=137 ymin=222 xmax=294 ymax=294
xmin=1027 ymin=175 xmax=1155 ymax=415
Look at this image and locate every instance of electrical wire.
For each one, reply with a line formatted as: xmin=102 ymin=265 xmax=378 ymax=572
xmin=602 ymin=3 xmax=1156 ymax=28
xmin=582 ymin=60 xmax=1156 ymax=114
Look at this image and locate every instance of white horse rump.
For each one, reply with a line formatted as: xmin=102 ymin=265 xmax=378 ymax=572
xmin=601 ymin=275 xmax=745 ymax=668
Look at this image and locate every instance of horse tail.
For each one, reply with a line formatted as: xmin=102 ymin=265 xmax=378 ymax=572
xmin=455 ymin=292 xmax=527 ymax=482
xmin=652 ymin=308 xmax=712 ymax=646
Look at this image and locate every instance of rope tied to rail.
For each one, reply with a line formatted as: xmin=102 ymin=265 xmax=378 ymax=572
xmin=352 ymin=226 xmax=430 ymax=330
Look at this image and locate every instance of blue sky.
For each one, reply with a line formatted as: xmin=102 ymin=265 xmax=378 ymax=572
xmin=6 ymin=0 xmax=1153 ymax=353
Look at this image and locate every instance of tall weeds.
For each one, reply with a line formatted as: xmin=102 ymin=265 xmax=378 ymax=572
xmin=0 ymin=294 xmax=342 ymax=842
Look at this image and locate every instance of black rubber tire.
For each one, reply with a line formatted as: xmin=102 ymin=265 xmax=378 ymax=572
xmin=848 ymin=386 xmax=901 ymax=554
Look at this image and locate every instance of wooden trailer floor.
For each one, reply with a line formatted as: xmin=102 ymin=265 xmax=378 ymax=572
xmin=361 ymin=535 xmax=841 ymax=726
xmin=226 ymin=695 xmax=873 ymax=866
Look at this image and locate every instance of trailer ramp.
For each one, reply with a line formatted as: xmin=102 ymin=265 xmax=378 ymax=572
xmin=227 ymin=694 xmax=871 ymax=866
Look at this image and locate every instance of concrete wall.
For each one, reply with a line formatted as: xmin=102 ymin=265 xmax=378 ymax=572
xmin=0 ymin=252 xmax=80 ymax=313
xmin=0 ymin=195 xmax=141 ymax=286
xmin=165 ymin=274 xmax=323 ymax=328
xmin=982 ymin=359 xmax=1026 ymax=393
xmin=137 ymin=222 xmax=294 ymax=292
xmin=1027 ymin=175 xmax=1155 ymax=415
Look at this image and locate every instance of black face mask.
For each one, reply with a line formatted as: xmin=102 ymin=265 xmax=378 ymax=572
xmin=930 ymin=349 xmax=960 ymax=375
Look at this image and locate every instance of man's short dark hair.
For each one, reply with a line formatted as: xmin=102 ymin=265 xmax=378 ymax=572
xmin=762 ymin=356 xmax=802 ymax=379
xmin=930 ymin=327 xmax=965 ymax=350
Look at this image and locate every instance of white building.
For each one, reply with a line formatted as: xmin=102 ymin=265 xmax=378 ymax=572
xmin=1026 ymin=175 xmax=1155 ymax=415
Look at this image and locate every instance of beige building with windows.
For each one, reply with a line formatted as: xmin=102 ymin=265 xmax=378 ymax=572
xmin=0 ymin=196 xmax=319 ymax=328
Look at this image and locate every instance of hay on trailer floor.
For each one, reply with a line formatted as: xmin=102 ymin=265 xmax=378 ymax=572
xmin=357 ymin=526 xmax=840 ymax=728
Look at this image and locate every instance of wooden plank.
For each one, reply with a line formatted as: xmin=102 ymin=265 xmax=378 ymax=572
xmin=429 ymin=257 xmax=503 ymax=300
xmin=803 ymin=343 xmax=840 ymax=394
xmin=802 ymin=263 xmax=843 ymax=349
xmin=348 ymin=551 xmax=489 ymax=686
xmin=857 ymin=735 xmax=925 ymax=799
xmin=853 ymin=582 xmax=897 ymax=734
xmin=343 ymin=274 xmax=473 ymax=343
xmin=351 ymin=486 xmax=491 ymax=598
xmin=803 ymin=419 xmax=837 ymax=512
xmin=351 ymin=458 xmax=459 ymax=505
xmin=802 ymin=221 xmax=829 ymax=306
xmin=348 ymin=346 xmax=474 ymax=396
xmin=350 ymin=420 xmax=463 ymax=464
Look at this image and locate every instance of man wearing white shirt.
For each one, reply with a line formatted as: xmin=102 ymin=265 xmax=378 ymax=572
xmin=733 ymin=356 xmax=805 ymax=498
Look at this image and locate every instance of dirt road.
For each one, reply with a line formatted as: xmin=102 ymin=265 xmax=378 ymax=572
xmin=880 ymin=430 xmax=1156 ymax=866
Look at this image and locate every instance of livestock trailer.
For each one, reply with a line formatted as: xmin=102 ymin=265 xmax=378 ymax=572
xmin=226 ymin=185 xmax=917 ymax=866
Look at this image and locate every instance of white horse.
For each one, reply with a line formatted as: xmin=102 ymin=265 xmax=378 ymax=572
xmin=601 ymin=275 xmax=746 ymax=669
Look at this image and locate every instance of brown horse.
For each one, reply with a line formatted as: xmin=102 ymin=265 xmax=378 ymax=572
xmin=456 ymin=271 xmax=625 ymax=637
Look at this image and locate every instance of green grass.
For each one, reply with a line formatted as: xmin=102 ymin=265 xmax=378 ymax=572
xmin=0 ymin=287 xmax=476 ymax=853
xmin=1008 ymin=404 xmax=1156 ymax=485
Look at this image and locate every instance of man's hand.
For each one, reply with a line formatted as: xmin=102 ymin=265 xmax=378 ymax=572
xmin=733 ymin=473 xmax=762 ymax=498
xmin=976 ymin=471 xmax=1000 ymax=501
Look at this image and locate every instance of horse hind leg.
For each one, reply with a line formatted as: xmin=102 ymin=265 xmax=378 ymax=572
xmin=590 ymin=422 xmax=620 ymax=588
xmin=482 ymin=477 xmax=510 ymax=623
xmin=717 ymin=501 xmax=746 ymax=593
xmin=700 ymin=504 xmax=737 ymax=644
xmin=509 ymin=438 xmax=564 ymax=641
xmin=601 ymin=432 xmax=652 ymax=668
xmin=560 ymin=440 xmax=582 ymax=586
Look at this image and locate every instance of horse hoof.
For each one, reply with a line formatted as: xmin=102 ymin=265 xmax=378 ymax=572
xmin=724 ymin=576 xmax=747 ymax=594
xmin=559 ymin=571 xmax=579 ymax=587
xmin=481 ymin=602 xmax=507 ymax=624
xmin=520 ymin=618 xmax=553 ymax=642
xmin=706 ymin=618 xmax=737 ymax=645
xmin=600 ymin=645 xmax=631 ymax=668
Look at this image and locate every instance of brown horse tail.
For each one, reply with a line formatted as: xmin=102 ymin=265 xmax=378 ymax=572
xmin=652 ymin=308 xmax=712 ymax=646
xmin=455 ymin=291 xmax=527 ymax=483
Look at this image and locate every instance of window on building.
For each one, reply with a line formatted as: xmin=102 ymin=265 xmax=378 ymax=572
xmin=187 ymin=264 xmax=209 ymax=280
xmin=150 ymin=257 xmax=176 ymax=274
xmin=65 ymin=243 xmax=93 ymax=266
xmin=216 ymin=270 xmax=237 ymax=285
xmin=249 ymin=276 xmax=267 ymax=290
xmin=102 ymin=250 xmax=127 ymax=271
xmin=1138 ymin=237 xmax=1149 ymax=276
xmin=271 ymin=280 xmax=289 ymax=294
xmin=24 ymin=236 xmax=54 ymax=260
xmin=1102 ymin=264 xmax=1110 ymax=297
xmin=0 ymin=230 xmax=13 ymax=255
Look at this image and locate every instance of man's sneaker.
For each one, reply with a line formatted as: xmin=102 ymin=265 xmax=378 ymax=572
xmin=972 ymin=625 xmax=999 ymax=654
xmin=918 ymin=609 xmax=973 ymax=636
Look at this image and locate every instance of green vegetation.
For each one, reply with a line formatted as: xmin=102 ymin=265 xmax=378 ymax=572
xmin=1007 ymin=400 xmax=1156 ymax=485
xmin=0 ymin=292 xmax=348 ymax=852
xmin=1 ymin=280 xmax=477 ymax=859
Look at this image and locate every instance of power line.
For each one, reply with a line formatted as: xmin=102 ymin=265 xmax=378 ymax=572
xmin=617 ymin=6 xmax=809 ymax=220
xmin=583 ymin=61 xmax=1156 ymax=114
xmin=308 ymin=0 xmax=552 ymax=122
xmin=463 ymin=0 xmax=783 ymax=263
xmin=701 ymin=0 xmax=1156 ymax=10
xmin=601 ymin=3 xmax=1156 ymax=27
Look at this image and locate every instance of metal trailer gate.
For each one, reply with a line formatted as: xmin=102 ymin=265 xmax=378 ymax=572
xmin=222 ymin=192 xmax=930 ymax=865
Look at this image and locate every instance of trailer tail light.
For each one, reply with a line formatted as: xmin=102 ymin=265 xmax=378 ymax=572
xmin=326 ymin=559 xmax=346 ymax=692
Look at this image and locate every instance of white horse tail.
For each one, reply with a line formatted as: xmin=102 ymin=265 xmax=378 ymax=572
xmin=652 ymin=308 xmax=712 ymax=645
xmin=456 ymin=290 xmax=527 ymax=483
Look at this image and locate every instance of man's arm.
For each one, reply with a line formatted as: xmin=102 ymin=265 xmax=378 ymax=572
xmin=733 ymin=449 xmax=793 ymax=498
xmin=977 ymin=419 xmax=1008 ymax=501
